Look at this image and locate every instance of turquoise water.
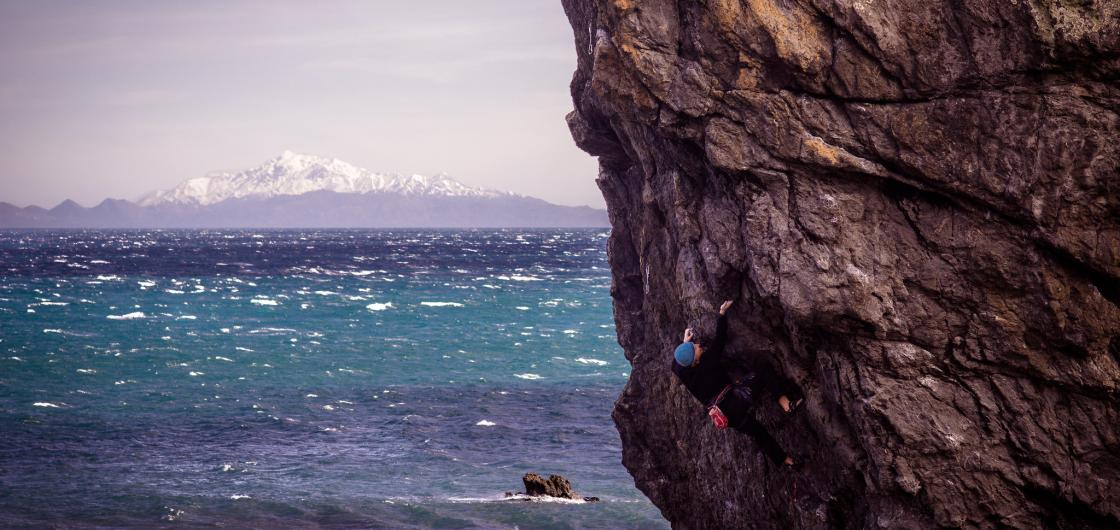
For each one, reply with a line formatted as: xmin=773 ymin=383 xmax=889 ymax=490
xmin=0 ymin=229 xmax=666 ymax=529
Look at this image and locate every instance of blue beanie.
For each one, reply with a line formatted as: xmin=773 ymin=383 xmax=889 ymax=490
xmin=674 ymin=342 xmax=695 ymax=366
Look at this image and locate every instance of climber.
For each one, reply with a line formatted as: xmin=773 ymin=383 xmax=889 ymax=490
xmin=672 ymin=299 xmax=803 ymax=467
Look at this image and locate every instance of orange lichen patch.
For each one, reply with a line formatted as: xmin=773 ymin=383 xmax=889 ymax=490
xmin=803 ymin=136 xmax=842 ymax=165
xmin=710 ymin=0 xmax=746 ymax=30
xmin=736 ymin=67 xmax=759 ymax=89
xmin=613 ymin=0 xmax=634 ymax=11
xmin=736 ymin=52 xmax=762 ymax=89
xmin=745 ymin=0 xmax=831 ymax=72
xmin=590 ymin=45 xmax=659 ymax=111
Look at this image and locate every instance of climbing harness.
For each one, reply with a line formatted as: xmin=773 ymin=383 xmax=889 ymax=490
xmin=706 ymin=384 xmax=734 ymax=429
xmin=732 ymin=373 xmax=755 ymax=405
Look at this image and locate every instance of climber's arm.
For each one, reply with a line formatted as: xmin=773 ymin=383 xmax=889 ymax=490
xmin=703 ymin=300 xmax=733 ymax=363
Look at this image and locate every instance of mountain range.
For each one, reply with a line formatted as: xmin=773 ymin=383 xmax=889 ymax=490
xmin=0 ymin=151 xmax=608 ymax=228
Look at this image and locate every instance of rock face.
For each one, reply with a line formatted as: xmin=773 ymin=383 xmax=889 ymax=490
xmin=561 ymin=0 xmax=1119 ymax=528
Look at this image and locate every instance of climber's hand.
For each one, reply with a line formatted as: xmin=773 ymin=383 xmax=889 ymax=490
xmin=719 ymin=300 xmax=734 ymax=315
xmin=683 ymin=327 xmax=694 ymax=342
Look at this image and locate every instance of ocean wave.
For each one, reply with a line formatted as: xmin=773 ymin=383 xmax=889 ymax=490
xmin=448 ymin=494 xmax=589 ymax=505
xmin=250 ymin=298 xmax=279 ymax=306
xmin=420 ymin=301 xmax=464 ymax=307
xmin=107 ymin=311 xmax=146 ymax=320
xmin=496 ymin=274 xmax=543 ymax=282
xmin=247 ymin=324 xmax=295 ymax=331
xmin=576 ymin=358 xmax=609 ymax=366
xmin=33 ymin=402 xmax=62 ymax=408
xmin=514 ymin=373 xmax=542 ymax=380
xmin=475 ymin=419 xmax=496 ymax=426
xmin=366 ymin=302 xmax=393 ymax=311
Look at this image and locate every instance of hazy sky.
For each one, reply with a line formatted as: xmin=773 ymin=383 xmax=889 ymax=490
xmin=0 ymin=1 xmax=603 ymax=208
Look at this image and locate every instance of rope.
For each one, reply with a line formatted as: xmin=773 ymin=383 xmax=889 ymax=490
xmin=707 ymin=384 xmax=733 ymax=409
xmin=789 ymin=473 xmax=798 ymax=514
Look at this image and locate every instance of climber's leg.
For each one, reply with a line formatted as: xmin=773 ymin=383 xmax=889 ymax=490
xmin=745 ymin=364 xmax=803 ymax=413
xmin=778 ymin=394 xmax=802 ymax=413
xmin=732 ymin=414 xmax=788 ymax=465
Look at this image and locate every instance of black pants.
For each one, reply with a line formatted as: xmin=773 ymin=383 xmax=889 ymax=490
xmin=733 ymin=363 xmax=803 ymax=406
xmin=718 ymin=365 xmax=801 ymax=465
xmin=719 ymin=392 xmax=787 ymax=464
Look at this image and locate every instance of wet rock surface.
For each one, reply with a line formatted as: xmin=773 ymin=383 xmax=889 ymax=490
xmin=509 ymin=473 xmax=599 ymax=502
xmin=561 ymin=0 xmax=1119 ymax=528
xmin=523 ymin=473 xmax=579 ymax=499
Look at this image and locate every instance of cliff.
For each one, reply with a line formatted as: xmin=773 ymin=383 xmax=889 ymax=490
xmin=561 ymin=0 xmax=1120 ymax=528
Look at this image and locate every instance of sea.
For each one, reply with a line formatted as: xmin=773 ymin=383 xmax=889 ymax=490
xmin=0 ymin=229 xmax=667 ymax=529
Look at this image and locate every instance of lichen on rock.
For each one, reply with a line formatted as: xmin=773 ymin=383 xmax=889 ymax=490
xmin=561 ymin=0 xmax=1120 ymax=528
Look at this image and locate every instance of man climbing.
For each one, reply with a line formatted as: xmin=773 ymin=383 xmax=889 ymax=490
xmin=671 ymin=299 xmax=802 ymax=467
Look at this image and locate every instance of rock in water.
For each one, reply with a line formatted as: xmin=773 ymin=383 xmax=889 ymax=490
xmin=522 ymin=473 xmax=579 ymax=499
xmin=561 ymin=0 xmax=1120 ymax=528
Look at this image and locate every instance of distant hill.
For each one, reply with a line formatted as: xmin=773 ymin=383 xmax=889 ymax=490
xmin=0 ymin=152 xmax=608 ymax=228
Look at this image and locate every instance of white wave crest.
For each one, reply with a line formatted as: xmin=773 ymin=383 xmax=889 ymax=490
xmin=107 ymin=311 xmax=146 ymax=320
xmin=448 ymin=494 xmax=588 ymax=504
xmin=576 ymin=358 xmax=609 ymax=366
xmin=420 ymin=301 xmax=464 ymax=307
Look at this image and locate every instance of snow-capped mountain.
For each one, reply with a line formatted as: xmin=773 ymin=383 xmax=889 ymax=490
xmin=139 ymin=151 xmax=510 ymax=206
xmin=0 ymin=151 xmax=608 ymax=228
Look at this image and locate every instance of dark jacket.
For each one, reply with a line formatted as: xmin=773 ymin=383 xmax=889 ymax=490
xmin=671 ymin=313 xmax=730 ymax=406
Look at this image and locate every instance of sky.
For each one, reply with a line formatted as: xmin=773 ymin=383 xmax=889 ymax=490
xmin=0 ymin=1 xmax=603 ymax=208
